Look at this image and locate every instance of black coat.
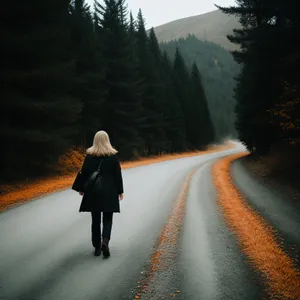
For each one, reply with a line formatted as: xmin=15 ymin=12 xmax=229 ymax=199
xmin=79 ymin=154 xmax=124 ymax=213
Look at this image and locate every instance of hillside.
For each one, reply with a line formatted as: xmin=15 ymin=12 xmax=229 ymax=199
xmin=153 ymin=9 xmax=240 ymax=50
xmin=160 ymin=35 xmax=240 ymax=139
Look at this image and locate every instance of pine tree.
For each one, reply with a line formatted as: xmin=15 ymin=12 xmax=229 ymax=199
xmin=217 ymin=1 xmax=285 ymax=153
xmin=148 ymin=28 xmax=187 ymax=152
xmin=135 ymin=10 xmax=167 ymax=155
xmin=190 ymin=63 xmax=215 ymax=148
xmin=267 ymin=0 xmax=300 ymax=146
xmin=172 ymin=48 xmax=191 ymax=148
xmin=161 ymin=51 xmax=186 ymax=152
xmin=95 ymin=0 xmax=144 ymax=159
xmin=129 ymin=11 xmax=136 ymax=38
xmin=148 ymin=28 xmax=162 ymax=65
xmin=69 ymin=0 xmax=106 ymax=148
xmin=0 ymin=0 xmax=81 ymax=182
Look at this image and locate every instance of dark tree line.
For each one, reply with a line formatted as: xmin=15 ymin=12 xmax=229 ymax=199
xmin=0 ymin=0 xmax=215 ymax=183
xmin=218 ymin=0 xmax=300 ymax=155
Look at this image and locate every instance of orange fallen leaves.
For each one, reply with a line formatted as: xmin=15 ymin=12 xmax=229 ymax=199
xmin=0 ymin=142 xmax=233 ymax=212
xmin=0 ymin=175 xmax=76 ymax=212
xmin=213 ymin=153 xmax=300 ymax=300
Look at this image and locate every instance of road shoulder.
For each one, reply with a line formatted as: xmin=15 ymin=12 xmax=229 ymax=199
xmin=231 ymin=157 xmax=300 ymax=269
xmin=213 ymin=153 xmax=300 ymax=299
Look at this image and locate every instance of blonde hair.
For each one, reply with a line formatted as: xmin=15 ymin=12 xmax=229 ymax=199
xmin=87 ymin=131 xmax=118 ymax=156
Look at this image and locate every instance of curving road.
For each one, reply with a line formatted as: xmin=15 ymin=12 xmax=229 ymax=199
xmin=0 ymin=143 xmax=267 ymax=300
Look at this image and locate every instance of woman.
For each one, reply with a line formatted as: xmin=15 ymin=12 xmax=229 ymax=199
xmin=78 ymin=131 xmax=124 ymax=257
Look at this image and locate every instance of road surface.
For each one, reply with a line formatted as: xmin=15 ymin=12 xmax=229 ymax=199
xmin=0 ymin=143 xmax=288 ymax=300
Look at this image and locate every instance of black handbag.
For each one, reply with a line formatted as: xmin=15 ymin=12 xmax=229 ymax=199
xmin=84 ymin=160 xmax=103 ymax=195
xmin=72 ymin=170 xmax=85 ymax=192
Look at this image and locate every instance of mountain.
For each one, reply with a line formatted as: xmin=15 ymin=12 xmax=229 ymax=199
xmin=153 ymin=9 xmax=240 ymax=50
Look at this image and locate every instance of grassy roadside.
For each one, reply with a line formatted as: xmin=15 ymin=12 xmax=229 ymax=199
xmin=0 ymin=142 xmax=233 ymax=213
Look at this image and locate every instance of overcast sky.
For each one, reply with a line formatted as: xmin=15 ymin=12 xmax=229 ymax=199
xmin=86 ymin=0 xmax=236 ymax=29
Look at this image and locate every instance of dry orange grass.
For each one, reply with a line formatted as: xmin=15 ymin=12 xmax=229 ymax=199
xmin=213 ymin=153 xmax=300 ymax=299
xmin=55 ymin=148 xmax=85 ymax=174
xmin=0 ymin=142 xmax=233 ymax=213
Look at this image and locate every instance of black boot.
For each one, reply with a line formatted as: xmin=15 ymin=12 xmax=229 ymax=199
xmin=101 ymin=238 xmax=110 ymax=258
xmin=94 ymin=247 xmax=101 ymax=256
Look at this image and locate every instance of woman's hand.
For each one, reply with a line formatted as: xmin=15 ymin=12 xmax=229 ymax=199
xmin=79 ymin=192 xmax=84 ymax=196
xmin=119 ymin=194 xmax=124 ymax=201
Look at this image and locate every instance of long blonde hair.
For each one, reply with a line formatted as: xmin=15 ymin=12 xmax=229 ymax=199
xmin=87 ymin=131 xmax=117 ymax=156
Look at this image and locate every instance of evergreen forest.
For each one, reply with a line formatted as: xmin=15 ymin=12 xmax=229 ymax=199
xmin=1 ymin=0 xmax=223 ymax=183
xmin=161 ymin=35 xmax=239 ymax=140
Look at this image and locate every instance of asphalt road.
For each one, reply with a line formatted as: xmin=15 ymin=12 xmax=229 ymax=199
xmin=0 ymin=143 xmax=265 ymax=300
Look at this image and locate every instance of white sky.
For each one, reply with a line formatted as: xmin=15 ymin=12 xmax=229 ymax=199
xmin=86 ymin=0 xmax=236 ymax=29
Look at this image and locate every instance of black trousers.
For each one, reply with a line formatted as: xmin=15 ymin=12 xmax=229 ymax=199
xmin=91 ymin=212 xmax=113 ymax=248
